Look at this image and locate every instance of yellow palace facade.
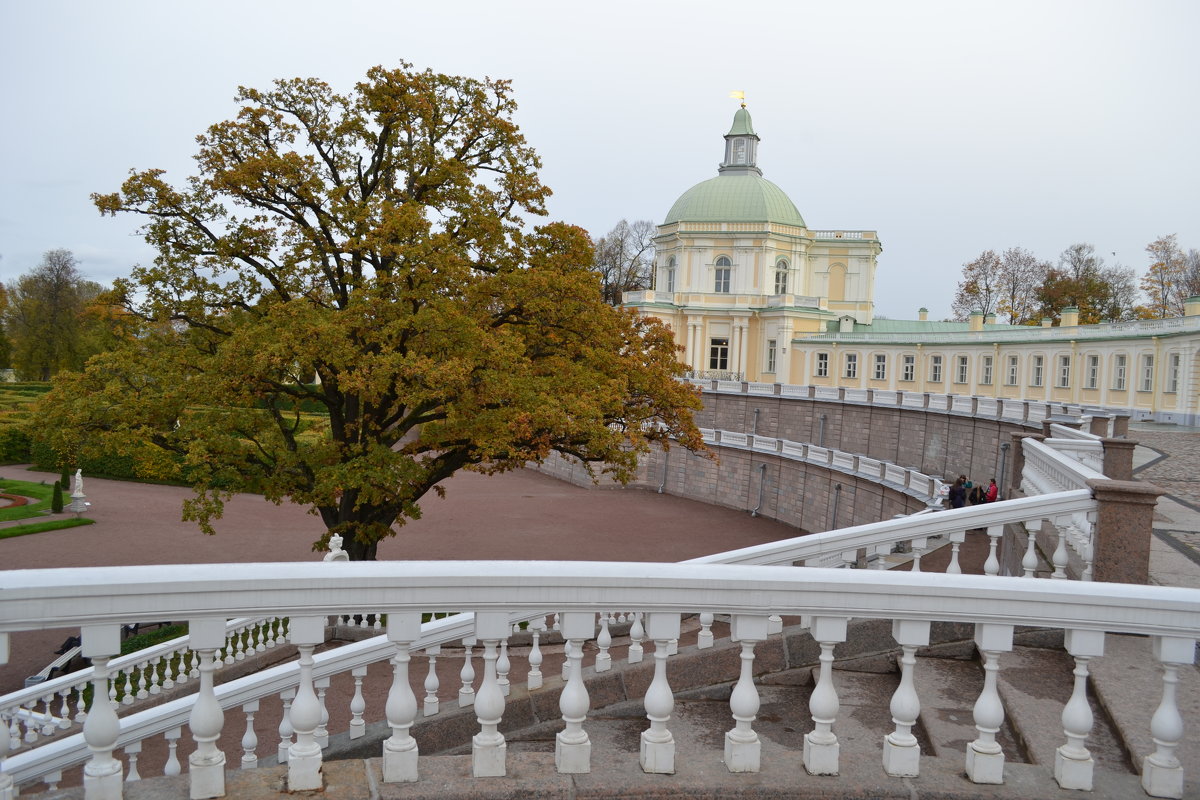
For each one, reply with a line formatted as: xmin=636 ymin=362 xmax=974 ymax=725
xmin=623 ymin=108 xmax=1200 ymax=426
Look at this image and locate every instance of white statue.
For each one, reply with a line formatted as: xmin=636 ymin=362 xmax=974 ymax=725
xmin=323 ymin=533 xmax=349 ymax=562
xmin=72 ymin=469 xmax=83 ymax=495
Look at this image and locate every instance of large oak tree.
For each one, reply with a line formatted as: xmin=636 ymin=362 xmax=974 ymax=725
xmin=39 ymin=64 xmax=703 ymax=560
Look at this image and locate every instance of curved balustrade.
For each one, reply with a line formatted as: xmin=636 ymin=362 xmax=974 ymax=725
xmin=1 ymin=617 xmax=284 ymax=752
xmin=1 ymin=562 xmax=1197 ymax=799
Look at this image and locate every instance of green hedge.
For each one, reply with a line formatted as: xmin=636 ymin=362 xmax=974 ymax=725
xmin=0 ymin=427 xmax=31 ymax=464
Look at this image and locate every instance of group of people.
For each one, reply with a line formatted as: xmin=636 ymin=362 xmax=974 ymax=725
xmin=947 ymin=475 xmax=998 ymax=509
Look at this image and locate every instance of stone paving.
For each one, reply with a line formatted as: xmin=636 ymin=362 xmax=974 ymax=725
xmin=1129 ymin=423 xmax=1200 ymax=584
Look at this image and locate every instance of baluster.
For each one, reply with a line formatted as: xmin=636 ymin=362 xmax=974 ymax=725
xmin=595 ymin=612 xmax=612 ymax=671
xmin=314 ymin=677 xmax=330 ymax=748
xmin=189 ymin=648 xmax=200 ymax=679
xmin=241 ymin=700 xmax=259 ymax=769
xmin=58 ymin=689 xmax=72 ymax=729
xmin=8 ymin=711 xmax=19 ymax=750
xmin=160 ymin=653 xmax=176 ymax=689
xmin=287 ymin=616 xmax=326 ymax=792
xmin=1141 ymin=636 xmax=1193 ymax=799
xmin=349 ymin=666 xmax=367 ymax=739
xmin=1055 ymin=630 xmax=1104 ymax=790
xmin=459 ymin=637 xmax=477 ymax=707
xmin=552 ymin=614 xmax=561 ymax=632
xmin=1051 ymin=518 xmax=1069 ymax=579
xmin=966 ymin=623 xmax=1014 ymax=784
xmin=562 ymin=639 xmax=572 ymax=681
xmin=946 ymin=530 xmax=965 ymax=574
xmin=803 ymin=616 xmax=848 ymax=775
xmin=640 ymin=613 xmax=681 ymax=774
xmin=234 ymin=626 xmax=247 ymax=661
xmin=909 ymin=537 xmax=927 ymax=573
xmin=527 ymin=620 xmax=544 ymax=690
xmin=187 ymin=618 xmax=228 ymax=799
xmin=725 ymin=615 xmax=768 ymax=772
xmin=264 ymin=618 xmax=278 ymax=649
xmin=698 ymin=612 xmax=715 ymax=649
xmin=38 ymin=694 xmax=56 ymax=737
xmin=383 ymin=613 xmax=421 ymax=783
xmin=556 ymin=612 xmax=596 ymax=773
xmin=883 ymin=619 xmax=931 ymax=777
xmin=44 ymin=770 xmax=62 ymax=791
xmin=81 ymin=624 xmax=123 ymax=799
xmin=423 ymin=645 xmax=441 ymax=716
xmin=984 ymin=524 xmax=1002 ymax=576
xmin=628 ymin=612 xmax=645 ymax=664
xmin=135 ymin=661 xmax=150 ymax=699
xmin=222 ymin=632 xmax=235 ymax=666
xmin=21 ymin=714 xmax=37 ymax=744
xmin=767 ymin=614 xmax=783 ymax=636
xmin=1022 ymin=519 xmax=1041 ymax=577
xmin=472 ymin=613 xmax=510 ymax=777
xmin=497 ymin=640 xmax=511 ymax=697
xmin=74 ymin=684 xmax=88 ymax=723
xmin=0 ymin=708 xmax=11 ymax=800
xmin=277 ymin=688 xmax=295 ymax=763
xmin=121 ymin=668 xmax=135 ymax=706
xmin=163 ymin=726 xmax=182 ymax=776
xmin=873 ymin=543 xmax=890 ymax=570
xmin=108 ymin=675 xmax=118 ymax=706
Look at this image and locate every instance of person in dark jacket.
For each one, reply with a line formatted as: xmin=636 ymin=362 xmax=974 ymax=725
xmin=948 ymin=476 xmax=967 ymax=509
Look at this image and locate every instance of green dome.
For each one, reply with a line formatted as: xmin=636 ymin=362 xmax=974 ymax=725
xmin=664 ymin=173 xmax=805 ymax=227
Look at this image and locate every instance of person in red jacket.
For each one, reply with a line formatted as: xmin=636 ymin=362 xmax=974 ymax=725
xmin=985 ymin=478 xmax=998 ymax=503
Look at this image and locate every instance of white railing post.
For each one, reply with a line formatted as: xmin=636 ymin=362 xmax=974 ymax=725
xmin=423 ymin=645 xmax=441 ymax=716
xmin=527 ymin=619 xmax=544 ymax=690
xmin=1141 ymin=636 xmax=1194 ymax=799
xmin=81 ymin=624 xmax=123 ymax=800
xmin=698 ymin=612 xmax=715 ymax=648
xmin=163 ymin=726 xmax=182 ymax=776
xmin=1055 ymin=629 xmax=1104 ymax=790
xmin=383 ymin=612 xmax=421 ymax=783
xmin=286 ymin=616 xmax=326 ymax=792
xmin=983 ymin=525 xmax=1002 ymax=576
xmin=314 ymin=677 xmax=330 ymax=749
xmin=239 ymin=701 xmax=258 ymax=770
xmin=966 ymin=623 xmax=1014 ymax=784
xmin=188 ymin=617 xmax=227 ymax=800
xmin=472 ymin=612 xmax=509 ymax=777
xmin=725 ymin=614 xmax=767 ymax=773
xmin=123 ymin=742 xmax=140 ymax=782
xmin=804 ymin=616 xmax=848 ymax=775
xmin=640 ymin=612 xmax=681 ymax=774
xmin=883 ymin=619 xmax=931 ymax=777
xmin=628 ymin=612 xmax=645 ymax=664
xmin=459 ymin=637 xmax=476 ymax=708
xmin=0 ymin=632 xmax=10 ymax=800
xmin=497 ymin=639 xmax=511 ymax=697
xmin=276 ymin=688 xmax=295 ymax=763
xmin=349 ymin=666 xmax=367 ymax=739
xmin=556 ymin=611 xmax=596 ymax=773
xmin=1022 ymin=519 xmax=1042 ymax=577
xmin=594 ymin=612 xmax=612 ymax=672
xmin=946 ymin=530 xmax=964 ymax=574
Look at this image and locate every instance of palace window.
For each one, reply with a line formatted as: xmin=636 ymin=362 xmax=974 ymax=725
xmin=874 ymin=353 xmax=887 ymax=381
xmin=714 ymin=256 xmax=731 ymax=293
xmin=901 ymin=354 xmax=915 ymax=382
xmin=815 ymin=352 xmax=829 ymax=378
xmin=1167 ymin=353 xmax=1181 ymax=393
xmin=844 ymin=352 xmax=858 ymax=379
xmin=1057 ymin=355 xmax=1071 ymax=388
xmin=1006 ymin=355 xmax=1019 ymax=386
xmin=765 ymin=339 xmax=777 ymax=373
xmin=1086 ymin=355 xmax=1099 ymax=389
xmin=1031 ymin=355 xmax=1044 ymax=387
xmin=955 ymin=355 xmax=969 ymax=384
xmin=930 ymin=355 xmax=943 ymax=383
xmin=774 ymin=260 xmax=788 ymax=294
xmin=981 ymin=355 xmax=993 ymax=385
xmin=665 ymin=256 xmax=675 ymax=293
xmin=1140 ymin=354 xmax=1154 ymax=392
xmin=1114 ymin=355 xmax=1127 ymax=390
xmin=709 ymin=337 xmax=729 ymax=371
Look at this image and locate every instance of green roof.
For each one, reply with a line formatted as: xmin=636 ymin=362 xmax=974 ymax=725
xmin=664 ymin=174 xmax=805 ymax=226
xmin=726 ymin=107 xmax=756 ymax=136
xmin=828 ymin=318 xmax=1020 ymax=334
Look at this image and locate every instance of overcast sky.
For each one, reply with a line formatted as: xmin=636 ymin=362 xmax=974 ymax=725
xmin=2 ymin=0 xmax=1197 ymax=319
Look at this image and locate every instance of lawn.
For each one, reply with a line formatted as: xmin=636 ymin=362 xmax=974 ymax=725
xmin=0 ymin=477 xmax=56 ymax=521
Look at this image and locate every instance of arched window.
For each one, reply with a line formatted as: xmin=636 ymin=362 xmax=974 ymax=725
xmin=714 ymin=256 xmax=731 ymax=293
xmin=665 ymin=256 xmax=676 ymax=293
xmin=774 ymin=259 xmax=788 ymax=294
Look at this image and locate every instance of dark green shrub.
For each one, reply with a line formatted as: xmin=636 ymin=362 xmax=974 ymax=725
xmin=0 ymin=427 xmax=30 ymax=464
xmin=60 ymin=463 xmax=70 ymax=488
xmin=51 ymin=481 xmax=63 ymax=513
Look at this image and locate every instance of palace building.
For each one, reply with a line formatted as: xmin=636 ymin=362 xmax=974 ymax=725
xmin=623 ymin=107 xmax=1200 ymax=426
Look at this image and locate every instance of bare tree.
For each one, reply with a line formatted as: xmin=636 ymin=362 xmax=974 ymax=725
xmin=994 ymin=247 xmax=1046 ymax=324
xmin=592 ymin=219 xmax=656 ymax=305
xmin=951 ymin=250 xmax=1002 ymax=320
xmin=1183 ymin=248 xmax=1200 ymax=301
xmin=1141 ymin=234 xmax=1188 ymax=318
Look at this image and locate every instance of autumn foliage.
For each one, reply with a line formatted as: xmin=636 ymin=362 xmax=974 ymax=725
xmin=38 ymin=64 xmax=703 ymax=559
